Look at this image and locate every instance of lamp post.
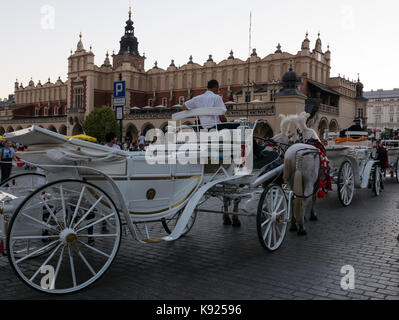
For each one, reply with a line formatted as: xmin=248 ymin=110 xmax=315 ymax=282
xmin=118 ymin=73 xmax=123 ymax=143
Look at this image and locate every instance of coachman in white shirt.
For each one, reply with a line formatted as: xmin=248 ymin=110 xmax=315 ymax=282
xmin=181 ymin=80 xmax=228 ymax=129
xmin=181 ymin=80 xmax=241 ymax=227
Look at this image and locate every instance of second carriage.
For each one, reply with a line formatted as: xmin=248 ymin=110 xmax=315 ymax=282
xmin=325 ymin=131 xmax=383 ymax=207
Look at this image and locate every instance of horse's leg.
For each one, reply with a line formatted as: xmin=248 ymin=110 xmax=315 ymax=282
xmin=299 ymin=152 xmax=320 ymax=234
xmin=232 ymin=198 xmax=241 ymax=228
xmin=310 ymin=193 xmax=318 ymax=221
xmin=294 ymin=198 xmax=307 ymax=236
xmin=289 ymin=197 xmax=298 ymax=232
xmin=223 ymin=197 xmax=232 ymax=225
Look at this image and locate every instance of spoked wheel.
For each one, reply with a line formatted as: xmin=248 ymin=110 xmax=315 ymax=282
xmin=373 ymin=165 xmax=382 ymax=196
xmin=0 ymin=173 xmax=46 ymax=193
xmin=257 ymin=184 xmax=289 ymax=252
xmin=396 ymin=159 xmax=399 ymax=183
xmin=7 ymin=179 xmax=121 ymax=294
xmin=337 ymin=161 xmax=355 ymax=207
xmin=162 ymin=208 xmax=197 ymax=237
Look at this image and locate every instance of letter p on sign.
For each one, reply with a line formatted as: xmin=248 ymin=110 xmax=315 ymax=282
xmin=114 ymin=81 xmax=126 ymax=98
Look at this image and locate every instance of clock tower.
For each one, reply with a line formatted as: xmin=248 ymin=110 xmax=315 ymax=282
xmin=112 ymin=7 xmax=145 ymax=72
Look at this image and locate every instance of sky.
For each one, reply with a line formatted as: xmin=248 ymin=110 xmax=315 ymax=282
xmin=0 ymin=0 xmax=398 ymax=99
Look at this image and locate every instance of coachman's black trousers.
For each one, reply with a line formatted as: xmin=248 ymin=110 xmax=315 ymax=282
xmin=0 ymin=159 xmax=12 ymax=183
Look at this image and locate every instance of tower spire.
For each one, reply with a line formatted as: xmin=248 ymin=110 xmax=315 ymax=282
xmin=118 ymin=7 xmax=140 ymax=56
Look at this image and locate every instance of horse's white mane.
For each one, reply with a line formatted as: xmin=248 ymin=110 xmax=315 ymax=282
xmin=294 ymin=112 xmax=320 ymax=141
xmin=295 ymin=112 xmax=311 ymax=131
xmin=279 ymin=114 xmax=296 ymax=136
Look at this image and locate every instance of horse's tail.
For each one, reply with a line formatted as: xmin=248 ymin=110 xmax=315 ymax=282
xmin=293 ymin=152 xmax=304 ymax=197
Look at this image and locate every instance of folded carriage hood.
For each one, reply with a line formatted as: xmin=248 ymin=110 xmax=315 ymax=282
xmin=3 ymin=126 xmax=68 ymax=146
xmin=3 ymin=126 xmax=128 ymax=167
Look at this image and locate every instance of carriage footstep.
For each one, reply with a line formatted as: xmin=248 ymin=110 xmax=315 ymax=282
xmin=144 ymin=238 xmax=165 ymax=244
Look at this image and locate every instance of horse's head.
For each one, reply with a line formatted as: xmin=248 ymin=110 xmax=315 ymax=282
xmin=272 ymin=114 xmax=297 ymax=152
xmin=294 ymin=112 xmax=321 ymax=142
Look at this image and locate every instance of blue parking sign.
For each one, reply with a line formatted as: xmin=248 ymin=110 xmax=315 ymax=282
xmin=113 ymin=81 xmax=126 ymax=98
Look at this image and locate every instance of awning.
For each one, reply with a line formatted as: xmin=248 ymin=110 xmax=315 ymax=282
xmin=308 ymin=81 xmax=340 ymax=96
xmin=67 ymin=134 xmax=98 ymax=143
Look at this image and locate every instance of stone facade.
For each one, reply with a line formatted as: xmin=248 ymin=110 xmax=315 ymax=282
xmin=365 ymin=89 xmax=399 ymax=130
xmin=0 ymin=9 xmax=366 ymax=141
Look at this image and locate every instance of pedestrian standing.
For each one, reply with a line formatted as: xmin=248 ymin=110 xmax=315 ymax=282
xmin=138 ymin=132 xmax=146 ymax=146
xmin=105 ymin=132 xmax=121 ymax=150
xmin=0 ymin=140 xmax=17 ymax=183
xmin=122 ymin=136 xmax=133 ymax=151
xmin=131 ymin=141 xmax=139 ymax=151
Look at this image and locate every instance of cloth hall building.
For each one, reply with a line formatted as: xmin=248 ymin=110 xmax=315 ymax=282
xmin=0 ymin=9 xmax=368 ymax=141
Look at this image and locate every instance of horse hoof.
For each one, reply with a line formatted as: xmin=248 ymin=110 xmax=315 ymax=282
xmin=310 ymin=215 xmax=318 ymax=221
xmin=289 ymin=224 xmax=298 ymax=232
xmin=297 ymin=228 xmax=307 ymax=236
xmin=223 ymin=215 xmax=232 ymax=226
xmin=223 ymin=218 xmax=232 ymax=226
xmin=232 ymin=218 xmax=241 ymax=228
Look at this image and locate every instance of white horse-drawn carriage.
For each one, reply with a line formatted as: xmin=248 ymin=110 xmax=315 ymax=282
xmin=0 ymin=108 xmax=294 ymax=294
xmin=325 ymin=131 xmax=382 ymax=207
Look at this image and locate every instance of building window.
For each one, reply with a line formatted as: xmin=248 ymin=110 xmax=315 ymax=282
xmin=179 ymin=96 xmax=185 ymax=105
xmin=357 ymin=108 xmax=364 ymax=118
xmin=148 ymin=99 xmax=153 ymax=107
xmin=44 ymin=107 xmax=48 ymax=116
xmin=73 ymin=87 xmax=84 ymax=109
xmin=54 ymin=106 xmax=59 ymax=116
xmin=162 ymin=98 xmax=168 ymax=107
xmin=35 ymin=108 xmax=39 ymax=117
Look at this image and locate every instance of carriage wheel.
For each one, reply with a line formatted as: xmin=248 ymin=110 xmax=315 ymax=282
xmin=0 ymin=173 xmax=46 ymax=191
xmin=396 ymin=159 xmax=399 ymax=184
xmin=373 ymin=165 xmax=382 ymax=196
xmin=162 ymin=208 xmax=197 ymax=237
xmin=257 ymin=184 xmax=289 ymax=252
xmin=337 ymin=161 xmax=355 ymax=207
xmin=7 ymin=179 xmax=121 ymax=294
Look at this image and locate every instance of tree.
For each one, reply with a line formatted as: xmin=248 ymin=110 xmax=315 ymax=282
xmin=82 ymin=106 xmax=120 ymax=143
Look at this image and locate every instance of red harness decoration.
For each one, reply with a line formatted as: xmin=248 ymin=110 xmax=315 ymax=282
xmin=305 ymin=140 xmax=332 ymax=199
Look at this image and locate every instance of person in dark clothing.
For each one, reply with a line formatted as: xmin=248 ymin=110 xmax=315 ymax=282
xmin=0 ymin=140 xmax=18 ymax=183
xmin=340 ymin=118 xmax=365 ymax=137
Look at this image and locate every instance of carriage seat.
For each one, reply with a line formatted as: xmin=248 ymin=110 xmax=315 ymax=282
xmin=253 ymin=146 xmax=281 ymax=170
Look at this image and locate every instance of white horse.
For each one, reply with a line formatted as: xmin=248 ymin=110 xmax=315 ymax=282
xmin=284 ymin=112 xmax=322 ymax=235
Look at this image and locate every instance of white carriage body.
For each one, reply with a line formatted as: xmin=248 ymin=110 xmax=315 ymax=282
xmin=0 ymin=122 xmax=284 ymax=237
xmin=0 ymin=112 xmax=291 ymax=294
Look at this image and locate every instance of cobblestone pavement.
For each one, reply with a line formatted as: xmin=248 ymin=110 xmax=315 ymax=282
xmin=0 ymin=170 xmax=399 ymax=300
